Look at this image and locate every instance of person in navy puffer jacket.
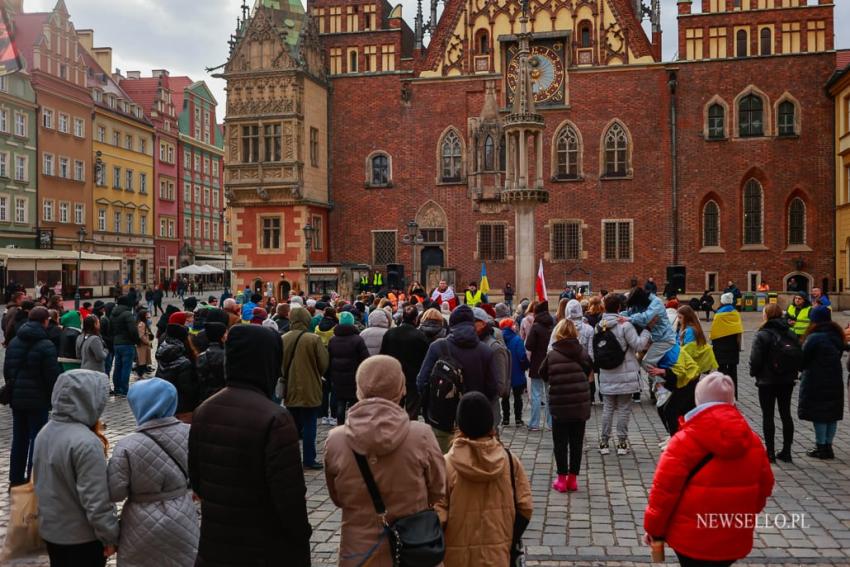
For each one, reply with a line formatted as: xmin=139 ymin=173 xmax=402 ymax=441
xmin=499 ymin=318 xmax=529 ymax=427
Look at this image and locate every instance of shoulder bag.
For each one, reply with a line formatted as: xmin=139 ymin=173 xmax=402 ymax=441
xmin=505 ymin=447 xmax=529 ymax=566
xmin=353 ymin=450 xmax=444 ymax=567
xmin=140 ymin=430 xmax=190 ymax=488
xmin=276 ymin=331 xmax=305 ymax=399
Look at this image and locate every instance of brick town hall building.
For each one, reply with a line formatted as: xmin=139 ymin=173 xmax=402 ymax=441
xmin=222 ymin=0 xmax=837 ymax=301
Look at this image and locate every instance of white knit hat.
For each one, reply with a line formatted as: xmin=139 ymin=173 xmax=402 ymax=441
xmin=720 ymin=293 xmax=734 ymax=305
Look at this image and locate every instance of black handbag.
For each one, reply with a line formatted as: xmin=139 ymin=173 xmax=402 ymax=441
xmin=506 ymin=447 xmax=529 ymax=566
xmin=353 ymin=451 xmax=445 ymax=567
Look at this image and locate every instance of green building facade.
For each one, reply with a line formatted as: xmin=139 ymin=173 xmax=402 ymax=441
xmin=0 ymin=70 xmax=37 ymax=248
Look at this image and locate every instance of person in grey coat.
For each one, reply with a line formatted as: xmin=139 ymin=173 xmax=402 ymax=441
xmin=108 ymin=377 xmax=199 ymax=566
xmin=32 ymin=369 xmax=119 ymax=566
xmin=76 ymin=315 xmax=108 ymax=373
xmin=360 ymin=308 xmax=391 ymax=356
xmin=473 ymin=308 xmax=510 ymax=427
xmin=596 ymin=295 xmax=651 ymax=456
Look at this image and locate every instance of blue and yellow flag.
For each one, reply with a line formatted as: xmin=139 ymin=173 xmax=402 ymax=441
xmin=479 ymin=263 xmax=490 ymax=295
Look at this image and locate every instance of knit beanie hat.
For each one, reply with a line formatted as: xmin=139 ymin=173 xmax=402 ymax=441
xmin=251 ymin=307 xmax=268 ymax=324
xmin=481 ymin=304 xmax=497 ymax=320
xmin=695 ymin=372 xmax=735 ymax=406
xmin=720 ymin=293 xmax=734 ymax=305
xmin=449 ymin=305 xmax=475 ymax=327
xmin=205 ymin=322 xmax=227 ymax=343
xmin=339 ymin=311 xmax=355 ymax=326
xmin=290 ymin=296 xmax=304 ymax=306
xmin=566 ymin=299 xmax=583 ymax=321
xmin=166 ymin=323 xmax=189 ymax=341
xmin=472 ymin=307 xmax=493 ymax=323
xmin=183 ymin=296 xmax=198 ymax=312
xmin=499 ymin=318 xmax=515 ymax=331
xmin=456 ymin=391 xmax=494 ymax=439
xmin=356 ymin=355 xmax=405 ymax=403
xmin=494 ymin=303 xmax=511 ymax=319
xmin=809 ymin=305 xmax=831 ymax=324
xmin=168 ymin=311 xmax=188 ymax=326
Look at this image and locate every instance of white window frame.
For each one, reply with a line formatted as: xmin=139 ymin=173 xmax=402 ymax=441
xmin=0 ymin=152 xmax=8 ymax=178
xmin=139 ymin=172 xmax=147 ymax=194
xmin=73 ymin=117 xmax=85 ymax=138
xmin=14 ymin=155 xmax=26 ymax=181
xmin=114 ymin=211 xmax=121 ymax=233
xmin=0 ymin=108 xmax=9 ymax=133
xmin=74 ymin=203 xmax=84 ymax=225
xmin=42 ymin=153 xmax=54 ymax=176
xmin=98 ymin=208 xmax=106 ymax=231
xmin=58 ymin=201 xmax=69 ymax=223
xmin=14 ymin=112 xmax=26 ymax=137
xmin=43 ymin=199 xmax=54 ymax=222
xmin=42 ymin=108 xmax=54 ymax=129
xmin=74 ymin=160 xmax=84 ymax=182
xmin=57 ymin=112 xmax=69 ymax=134
xmin=58 ymin=156 xmax=69 ymax=179
xmin=140 ymin=215 xmax=147 ymax=235
xmin=14 ymin=197 xmax=26 ymax=223
xmin=0 ymin=195 xmax=8 ymax=222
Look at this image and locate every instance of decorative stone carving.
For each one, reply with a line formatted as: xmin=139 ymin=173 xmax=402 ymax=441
xmin=416 ymin=201 xmax=448 ymax=228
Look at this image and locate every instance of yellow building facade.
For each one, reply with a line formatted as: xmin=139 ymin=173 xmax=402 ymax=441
xmin=831 ymin=54 xmax=850 ymax=291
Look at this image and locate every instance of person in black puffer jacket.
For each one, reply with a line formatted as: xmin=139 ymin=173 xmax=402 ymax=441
xmin=190 ymin=308 xmax=230 ymax=354
xmin=381 ymin=305 xmax=430 ymax=419
xmin=155 ymin=323 xmax=198 ymax=417
xmin=418 ymin=308 xmax=447 ymax=344
xmin=197 ymin=323 xmax=226 ymax=403
xmin=189 ymin=324 xmax=312 ymax=567
xmin=539 ymin=319 xmax=592 ymax=494
xmin=749 ymin=303 xmax=800 ymax=463
xmin=327 ymin=312 xmax=369 ymax=425
xmin=156 ymin=304 xmax=180 ymax=342
xmin=798 ymin=306 xmax=846 ymax=460
xmin=3 ymin=307 xmax=61 ymax=486
xmin=110 ymin=295 xmax=140 ymax=396
xmin=525 ymin=301 xmax=555 ymax=430
xmin=5 ymin=299 xmax=34 ymax=347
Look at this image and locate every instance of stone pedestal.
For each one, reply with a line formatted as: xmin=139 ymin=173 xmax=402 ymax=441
xmin=515 ymin=202 xmax=537 ymax=300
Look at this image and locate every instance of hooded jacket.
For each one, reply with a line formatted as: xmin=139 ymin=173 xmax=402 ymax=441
xmin=327 ymin=324 xmax=370 ymax=400
xmin=324 ymin=397 xmax=446 ymax=567
xmin=436 ymin=437 xmax=533 ymax=567
xmin=416 ymin=322 xmax=498 ymax=400
xmin=539 ymin=338 xmax=593 ymax=422
xmin=157 ymin=304 xmax=180 ymax=340
xmin=748 ymin=318 xmax=800 ymax=386
xmin=76 ymin=333 xmax=108 ymax=373
xmin=314 ymin=315 xmax=337 ymax=346
xmin=798 ymin=324 xmax=846 ymax=423
xmin=596 ymin=313 xmax=651 ymax=396
xmin=110 ymin=298 xmax=140 ymax=346
xmin=33 ymin=370 xmax=119 ymax=546
xmin=644 ymin=403 xmax=774 ymax=561
xmin=281 ymin=307 xmax=329 ymax=408
xmin=502 ymin=327 xmax=530 ymax=388
xmin=419 ymin=318 xmax=447 ymax=344
xmin=190 ymin=325 xmax=311 ymax=567
xmin=58 ymin=310 xmax=82 ymax=367
xmin=197 ymin=342 xmax=226 ymax=403
xmin=525 ymin=310 xmax=554 ymax=379
xmin=108 ymin=379 xmax=198 ymax=566
xmin=380 ymin=322 xmax=431 ymax=389
xmin=155 ymin=333 xmax=197 ymax=414
xmin=3 ymin=320 xmax=60 ymax=411
xmin=360 ymin=309 xmax=391 ymax=356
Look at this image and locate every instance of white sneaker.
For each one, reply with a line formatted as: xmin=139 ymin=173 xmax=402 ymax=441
xmin=599 ymin=441 xmax=610 ymax=455
xmin=655 ymin=387 xmax=672 ymax=408
xmin=616 ymin=440 xmax=630 ymax=455
xmin=328 ymin=417 xmax=338 ymax=426
xmin=658 ymin=436 xmax=670 ymax=447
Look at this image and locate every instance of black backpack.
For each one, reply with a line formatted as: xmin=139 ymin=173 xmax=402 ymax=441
xmin=424 ymin=341 xmax=464 ymax=432
xmin=766 ymin=328 xmax=803 ymax=375
xmin=593 ymin=320 xmax=627 ymax=370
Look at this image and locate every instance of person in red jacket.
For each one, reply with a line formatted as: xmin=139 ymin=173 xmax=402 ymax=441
xmin=643 ymin=372 xmax=774 ymax=567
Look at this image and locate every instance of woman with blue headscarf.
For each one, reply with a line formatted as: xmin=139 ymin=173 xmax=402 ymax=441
xmin=107 ymin=378 xmax=199 ymax=566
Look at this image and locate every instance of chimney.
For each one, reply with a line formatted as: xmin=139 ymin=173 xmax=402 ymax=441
xmin=126 ymin=71 xmax=141 ymax=80
xmin=76 ymin=29 xmax=94 ymax=52
xmin=678 ymin=0 xmax=692 ymax=16
xmin=152 ymin=69 xmax=170 ymax=78
xmin=92 ymin=47 xmax=113 ymax=77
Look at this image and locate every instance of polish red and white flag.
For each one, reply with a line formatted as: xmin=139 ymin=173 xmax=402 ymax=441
xmin=535 ymin=260 xmax=547 ymax=303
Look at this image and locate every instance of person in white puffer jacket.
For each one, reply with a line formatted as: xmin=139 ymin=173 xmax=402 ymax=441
xmin=360 ymin=307 xmax=391 ymax=356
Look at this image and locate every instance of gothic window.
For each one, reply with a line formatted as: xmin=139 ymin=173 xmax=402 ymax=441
xmin=241 ymin=125 xmax=259 ymax=163
xmin=760 ymin=27 xmax=772 ymax=55
xmin=499 ymin=135 xmax=506 ymax=172
xmin=788 ymin=198 xmax=805 ymax=245
xmin=602 ymin=220 xmax=632 ymax=261
xmin=310 ymin=128 xmax=319 ymax=167
xmin=555 ymin=125 xmax=580 ymax=179
xmin=743 ymin=179 xmax=763 ymax=245
xmin=483 ymin=136 xmax=494 ymax=171
xmin=552 ymin=220 xmax=581 ymax=261
xmin=478 ymin=224 xmax=506 ymax=261
xmin=736 ymin=29 xmax=748 ymax=57
xmin=476 ymin=29 xmax=490 ymax=55
xmin=370 ymin=153 xmax=390 ymax=186
xmin=603 ymin=123 xmax=629 ymax=178
xmin=738 ymin=94 xmax=764 ymax=137
xmin=372 ymin=231 xmax=397 ymax=265
xmin=703 ymin=200 xmax=720 ymax=247
xmin=440 ymin=130 xmax=463 ymax=182
xmin=708 ymin=104 xmax=725 ymax=139
xmin=579 ymin=21 xmax=592 ymax=48
xmin=777 ymin=100 xmax=796 ymax=136
xmin=264 ymin=124 xmax=281 ymax=162
xmin=261 ymin=217 xmax=281 ymax=250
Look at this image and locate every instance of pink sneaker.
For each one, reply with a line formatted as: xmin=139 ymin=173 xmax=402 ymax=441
xmin=551 ymin=474 xmax=568 ymax=493
xmin=566 ymin=473 xmax=578 ymax=492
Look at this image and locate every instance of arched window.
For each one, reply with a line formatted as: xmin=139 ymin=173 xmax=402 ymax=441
xmin=483 ymin=135 xmax=495 ymax=171
xmin=708 ymin=103 xmax=725 ymax=139
xmin=440 ymin=130 xmax=462 ymax=182
xmin=580 ymin=22 xmax=592 ymax=48
xmin=743 ymin=179 xmax=763 ymax=245
xmin=370 ymin=154 xmax=389 ymax=186
xmin=777 ymin=100 xmax=796 ymax=136
xmin=788 ymin=198 xmax=806 ymax=245
xmin=760 ymin=27 xmax=772 ymax=55
xmin=736 ymin=29 xmax=748 ymax=57
xmin=555 ymin=125 xmax=579 ymax=179
xmin=348 ymin=50 xmax=358 ymax=73
xmin=739 ymin=94 xmax=764 ymax=137
xmin=476 ymin=29 xmax=490 ymax=55
xmin=499 ymin=134 xmax=506 ymax=172
xmin=603 ymin=122 xmax=629 ymax=178
xmin=703 ymin=200 xmax=720 ymax=247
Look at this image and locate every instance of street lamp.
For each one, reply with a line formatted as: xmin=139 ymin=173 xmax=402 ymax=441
xmin=401 ymin=219 xmax=423 ymax=283
xmin=303 ymin=223 xmax=316 ymax=297
xmin=220 ymin=207 xmax=229 ymax=292
xmin=75 ymin=226 xmax=87 ymax=311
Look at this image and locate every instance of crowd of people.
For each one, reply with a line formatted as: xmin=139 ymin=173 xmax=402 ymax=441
xmin=0 ymin=277 xmax=845 ymax=566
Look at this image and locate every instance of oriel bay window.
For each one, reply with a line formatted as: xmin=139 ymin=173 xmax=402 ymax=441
xmin=242 ymin=125 xmax=259 ymax=163
xmin=264 ymin=124 xmax=281 ymax=162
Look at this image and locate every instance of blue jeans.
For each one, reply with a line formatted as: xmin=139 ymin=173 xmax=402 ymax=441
xmin=289 ymin=406 xmax=319 ymax=465
xmin=10 ymin=408 xmax=49 ymax=485
xmin=112 ymin=344 xmax=135 ymax=395
xmin=814 ymin=421 xmax=837 ymax=444
xmin=529 ymin=378 xmax=551 ymax=429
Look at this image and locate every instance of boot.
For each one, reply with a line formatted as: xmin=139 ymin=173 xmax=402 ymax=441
xmin=551 ymin=474 xmax=568 ymax=493
xmin=807 ymin=444 xmax=829 ymax=459
xmin=767 ymin=450 xmax=776 ymax=464
xmin=824 ymin=444 xmax=835 ymax=460
xmin=776 ymin=448 xmax=793 ymax=463
xmin=566 ymin=473 xmax=578 ymax=492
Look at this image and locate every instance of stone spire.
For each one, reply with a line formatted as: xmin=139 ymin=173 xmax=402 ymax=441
xmin=511 ymin=0 xmax=536 ymax=116
xmin=414 ymin=0 xmax=424 ymax=49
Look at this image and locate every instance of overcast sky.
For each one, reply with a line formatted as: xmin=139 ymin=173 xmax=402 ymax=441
xmin=25 ymin=0 xmax=850 ymax=114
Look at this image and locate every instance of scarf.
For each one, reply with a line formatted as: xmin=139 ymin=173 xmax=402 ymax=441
xmin=709 ymin=310 xmax=744 ymax=340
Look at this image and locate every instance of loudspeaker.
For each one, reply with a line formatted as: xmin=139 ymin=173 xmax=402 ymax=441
xmin=387 ymin=263 xmax=405 ymax=290
xmin=666 ymin=265 xmax=686 ymax=295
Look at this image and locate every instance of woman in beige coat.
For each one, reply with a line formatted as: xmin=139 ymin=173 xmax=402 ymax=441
xmin=135 ymin=309 xmax=153 ymax=378
xmin=436 ymin=392 xmax=533 ymax=567
xmin=325 ymin=355 xmax=446 ymax=567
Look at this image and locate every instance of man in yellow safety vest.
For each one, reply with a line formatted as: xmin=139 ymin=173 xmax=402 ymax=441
xmin=465 ymin=282 xmax=483 ymax=307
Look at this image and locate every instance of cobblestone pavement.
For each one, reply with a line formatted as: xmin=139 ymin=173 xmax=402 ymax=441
xmin=2 ymin=311 xmax=849 ymax=566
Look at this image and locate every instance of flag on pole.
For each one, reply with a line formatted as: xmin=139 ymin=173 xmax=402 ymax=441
xmin=535 ymin=260 xmax=547 ymax=302
xmin=0 ymin=7 xmax=22 ymax=77
xmin=479 ymin=263 xmax=490 ymax=295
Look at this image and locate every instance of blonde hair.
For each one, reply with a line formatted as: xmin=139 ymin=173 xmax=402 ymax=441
xmin=420 ymin=308 xmax=444 ymax=324
xmin=555 ymin=298 xmax=568 ymax=322
xmin=553 ymin=319 xmax=577 ymax=342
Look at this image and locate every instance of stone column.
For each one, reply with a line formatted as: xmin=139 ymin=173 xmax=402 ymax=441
xmin=535 ymin=132 xmax=544 ymax=189
xmin=518 ymin=130 xmax=528 ymax=187
xmin=514 ymin=202 xmax=537 ymax=299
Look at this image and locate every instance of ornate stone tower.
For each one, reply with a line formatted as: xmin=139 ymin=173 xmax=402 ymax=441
xmin=501 ymin=0 xmax=548 ymax=299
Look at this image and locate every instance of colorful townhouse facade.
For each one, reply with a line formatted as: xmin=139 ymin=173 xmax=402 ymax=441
xmin=121 ymin=70 xmax=180 ymax=286
xmin=830 ymin=51 xmax=850 ymax=292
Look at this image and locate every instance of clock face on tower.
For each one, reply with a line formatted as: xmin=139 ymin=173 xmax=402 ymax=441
xmin=506 ymin=44 xmax=565 ymax=105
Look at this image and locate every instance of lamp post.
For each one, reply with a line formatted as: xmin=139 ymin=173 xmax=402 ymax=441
xmin=303 ymin=223 xmax=316 ymax=297
xmin=401 ymin=219 xmax=423 ymax=283
xmin=75 ymin=226 xmax=87 ymax=311
xmin=220 ymin=207 xmax=229 ymax=292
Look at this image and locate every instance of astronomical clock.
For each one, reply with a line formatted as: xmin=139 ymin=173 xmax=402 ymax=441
xmin=505 ymin=40 xmax=567 ymax=106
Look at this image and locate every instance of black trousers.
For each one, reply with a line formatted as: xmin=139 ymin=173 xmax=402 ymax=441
xmin=404 ymin=380 xmax=421 ymax=420
xmin=552 ymin=418 xmax=586 ymax=475
xmin=336 ymin=398 xmax=356 ymax=425
xmin=676 ymin=550 xmax=734 ymax=567
xmin=46 ymin=540 xmax=106 ymax=567
xmin=658 ymin=379 xmax=697 ymax=435
xmin=758 ymin=383 xmax=795 ymax=455
xmin=717 ymin=363 xmax=738 ymax=399
xmin=501 ymin=385 xmax=525 ymax=423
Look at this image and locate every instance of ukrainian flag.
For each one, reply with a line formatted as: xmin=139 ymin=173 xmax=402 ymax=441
xmin=479 ymin=263 xmax=490 ymax=295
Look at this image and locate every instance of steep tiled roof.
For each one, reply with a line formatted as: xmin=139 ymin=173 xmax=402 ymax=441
xmin=837 ymin=50 xmax=850 ymax=71
xmin=79 ymin=46 xmax=152 ymax=126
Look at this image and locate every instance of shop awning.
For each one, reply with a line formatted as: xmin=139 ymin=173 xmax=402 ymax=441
xmin=0 ymin=248 xmax=121 ymax=271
